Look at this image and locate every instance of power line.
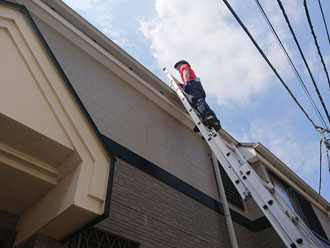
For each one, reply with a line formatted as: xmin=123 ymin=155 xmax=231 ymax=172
xmin=277 ymin=0 xmax=330 ymax=127
xmin=220 ymin=0 xmax=317 ymax=128
xmin=254 ymin=0 xmax=329 ymax=131
xmin=319 ymin=139 xmax=322 ymax=194
xmin=304 ymin=0 xmax=330 ymax=91
xmin=318 ymin=0 xmax=330 ymax=47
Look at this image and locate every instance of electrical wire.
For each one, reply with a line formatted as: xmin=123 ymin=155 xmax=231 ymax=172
xmin=220 ymin=0 xmax=317 ymax=128
xmin=277 ymin=0 xmax=330 ymax=128
xmin=255 ymin=0 xmax=329 ymax=132
xmin=304 ymin=0 xmax=330 ymax=91
xmin=327 ymin=149 xmax=330 ymax=173
xmin=221 ymin=0 xmax=330 ymax=190
xmin=319 ymin=139 xmax=322 ymax=194
xmin=318 ymin=0 xmax=330 ymax=47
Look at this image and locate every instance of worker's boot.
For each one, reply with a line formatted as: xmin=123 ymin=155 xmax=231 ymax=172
xmin=212 ymin=120 xmax=221 ymax=132
xmin=202 ymin=115 xmax=216 ymax=126
xmin=194 ymin=121 xmax=221 ymax=133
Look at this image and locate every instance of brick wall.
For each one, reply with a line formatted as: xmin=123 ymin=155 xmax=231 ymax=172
xmin=97 ymin=159 xmax=264 ymax=248
xmin=255 ymin=227 xmax=285 ymax=248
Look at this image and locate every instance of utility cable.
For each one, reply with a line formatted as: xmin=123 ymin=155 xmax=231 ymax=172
xmin=327 ymin=149 xmax=330 ymax=174
xmin=255 ymin=0 xmax=329 ymax=131
xmin=319 ymin=139 xmax=322 ymax=194
xmin=220 ymin=0 xmax=317 ymax=128
xmin=277 ymin=0 xmax=330 ymax=128
xmin=318 ymin=0 xmax=330 ymax=47
xmin=304 ymin=0 xmax=330 ymax=91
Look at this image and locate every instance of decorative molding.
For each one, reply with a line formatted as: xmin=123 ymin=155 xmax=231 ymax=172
xmin=0 ymin=143 xmax=58 ymax=184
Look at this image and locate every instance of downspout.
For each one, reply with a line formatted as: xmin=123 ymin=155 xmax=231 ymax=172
xmin=211 ymin=152 xmax=239 ymax=248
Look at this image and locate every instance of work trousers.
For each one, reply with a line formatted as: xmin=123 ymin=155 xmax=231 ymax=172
xmin=183 ymin=80 xmax=217 ymax=120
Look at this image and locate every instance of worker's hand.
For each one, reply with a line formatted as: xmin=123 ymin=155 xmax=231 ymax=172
xmin=183 ymin=81 xmax=190 ymax=92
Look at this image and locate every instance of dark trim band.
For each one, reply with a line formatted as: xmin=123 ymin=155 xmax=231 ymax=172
xmin=101 ymin=135 xmax=271 ymax=232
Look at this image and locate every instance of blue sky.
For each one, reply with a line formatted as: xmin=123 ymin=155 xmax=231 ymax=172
xmin=62 ymin=0 xmax=330 ymax=202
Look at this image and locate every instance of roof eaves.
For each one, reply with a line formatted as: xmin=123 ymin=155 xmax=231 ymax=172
xmin=39 ymin=0 xmax=181 ymax=107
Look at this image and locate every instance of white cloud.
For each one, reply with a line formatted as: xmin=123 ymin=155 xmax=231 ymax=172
xmin=263 ymin=0 xmax=304 ymax=26
xmin=235 ymin=119 xmax=319 ymax=176
xmin=285 ymin=1 xmax=304 ymax=24
xmin=62 ymin=0 xmax=99 ymax=11
xmin=139 ymin=0 xmax=296 ymax=105
xmin=139 ymin=0 xmax=317 ymax=106
xmin=63 ymin=0 xmax=133 ymax=48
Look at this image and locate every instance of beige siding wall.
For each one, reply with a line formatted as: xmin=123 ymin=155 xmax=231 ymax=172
xmin=32 ymin=16 xmax=221 ymax=203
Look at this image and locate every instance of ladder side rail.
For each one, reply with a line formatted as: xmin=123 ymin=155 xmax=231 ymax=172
xmin=208 ymin=138 xmax=252 ymax=199
xmin=271 ymin=185 xmax=325 ymax=247
xmin=206 ymin=130 xmax=321 ymax=247
xmin=219 ymin=139 xmax=323 ymax=247
xmin=231 ymin=145 xmax=324 ymax=248
xmin=234 ymin=160 xmax=310 ymax=247
xmin=209 ymin=135 xmax=304 ymax=247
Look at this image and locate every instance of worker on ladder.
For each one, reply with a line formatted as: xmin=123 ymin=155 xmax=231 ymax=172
xmin=174 ymin=60 xmax=221 ymax=132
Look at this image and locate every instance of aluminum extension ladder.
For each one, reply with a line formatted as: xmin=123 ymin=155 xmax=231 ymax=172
xmin=163 ymin=68 xmax=323 ymax=248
